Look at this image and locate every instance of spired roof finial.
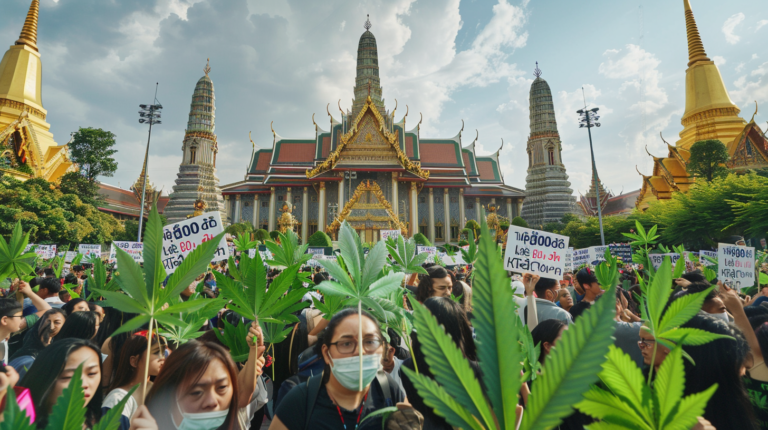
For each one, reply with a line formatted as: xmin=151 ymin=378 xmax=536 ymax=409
xmin=364 ymin=14 xmax=372 ymax=31
xmin=533 ymin=61 xmax=542 ymax=78
xmin=204 ymin=58 xmax=211 ymax=77
xmin=16 ymin=0 xmax=40 ymax=52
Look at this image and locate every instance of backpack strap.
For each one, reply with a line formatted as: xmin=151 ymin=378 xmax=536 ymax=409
xmin=375 ymin=370 xmax=393 ymax=407
xmin=304 ymin=372 xmax=324 ymax=430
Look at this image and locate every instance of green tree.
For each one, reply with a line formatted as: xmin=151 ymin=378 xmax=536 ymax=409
xmin=511 ymin=216 xmax=529 ymax=228
xmin=464 ymin=220 xmax=480 ymax=239
xmin=68 ymin=127 xmax=118 ymax=182
xmin=59 ymin=171 xmax=101 ymax=206
xmin=224 ymin=222 xmax=253 ymax=237
xmin=254 ymin=229 xmax=270 ymax=244
xmin=307 ymin=230 xmax=332 ymax=247
xmin=687 ymin=139 xmax=729 ymax=182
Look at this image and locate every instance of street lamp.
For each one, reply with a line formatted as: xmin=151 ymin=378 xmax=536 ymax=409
xmin=577 ymin=104 xmax=605 ymax=246
xmin=136 ymin=83 xmax=162 ymax=241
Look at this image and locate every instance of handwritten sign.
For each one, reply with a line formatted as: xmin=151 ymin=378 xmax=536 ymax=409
xmin=78 ymin=244 xmax=101 ymax=260
xmin=380 ymin=230 xmax=400 ymax=240
xmin=416 ymin=246 xmax=437 ymax=257
xmin=649 ymin=253 xmax=682 ymax=270
xmin=699 ymin=250 xmax=718 ymax=266
xmin=608 ymin=243 xmax=632 ymax=261
xmin=718 ymin=243 xmax=755 ymax=289
xmin=564 ymin=248 xmax=574 ymax=273
xmin=503 ymin=226 xmax=569 ymax=280
xmin=161 ymin=212 xmax=228 ymax=274
xmin=306 ymin=247 xmax=325 ymax=256
xmin=64 ymin=251 xmax=78 ymax=263
xmin=35 ymin=245 xmax=57 ymax=260
xmin=109 ymin=242 xmax=143 ymax=265
xmin=590 ymin=246 xmax=609 ymax=264
xmin=573 ymin=248 xmax=591 ymax=267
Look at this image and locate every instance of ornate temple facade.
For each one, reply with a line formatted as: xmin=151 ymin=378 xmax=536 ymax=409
xmin=636 ymin=0 xmax=768 ymax=209
xmin=0 ymin=0 xmax=74 ymax=182
xmin=222 ymin=18 xmax=524 ymax=244
xmin=521 ymin=64 xmax=576 ymax=227
xmin=164 ymin=60 xmax=226 ymax=223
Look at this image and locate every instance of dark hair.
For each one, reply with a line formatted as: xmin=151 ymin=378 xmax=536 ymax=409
xmin=576 ymin=268 xmax=598 ymax=286
xmin=386 ymin=328 xmax=410 ymax=361
xmin=533 ymin=277 xmax=558 ymax=298
xmin=19 ymin=339 xmax=103 ymax=429
xmin=744 ymin=305 xmax=768 ymax=320
xmin=39 ymin=277 xmax=61 ymax=295
xmin=108 ymin=334 xmax=163 ymax=392
xmin=0 ymin=297 xmax=22 ymax=319
xmin=64 ymin=273 xmax=78 ymax=285
xmin=680 ymin=314 xmax=758 ymax=430
xmin=756 ymin=323 xmax=768 ymax=363
xmin=416 ymin=265 xmax=450 ymax=303
xmin=10 ymin=309 xmax=66 ymax=361
xmin=749 ymin=315 xmax=768 ymax=331
xmin=54 ymin=311 xmax=98 ymax=341
xmin=681 ymin=271 xmax=708 ymax=284
xmin=94 ymin=308 xmax=137 ymax=358
xmin=313 ymin=272 xmax=327 ymax=285
xmin=146 ymin=340 xmax=239 ymax=430
xmin=72 ymin=265 xmax=84 ymax=273
xmin=672 ymin=281 xmax=718 ymax=304
xmin=314 ymin=308 xmax=384 ymax=385
xmin=423 ymin=297 xmax=476 ymax=360
xmin=43 ymin=268 xmax=55 ymax=278
xmin=531 ymin=319 xmax=567 ymax=364
xmin=61 ymin=298 xmax=87 ymax=316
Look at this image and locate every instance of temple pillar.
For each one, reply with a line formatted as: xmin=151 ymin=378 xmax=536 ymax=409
xmin=516 ymin=199 xmax=523 ymax=218
xmin=234 ymin=195 xmax=241 ymax=223
xmin=428 ymin=188 xmax=435 ymax=244
xmin=409 ymin=182 xmax=418 ymax=237
xmin=476 ymin=197 xmax=481 ymax=220
xmin=268 ymin=188 xmax=276 ymax=231
xmin=224 ymin=195 xmax=230 ymax=223
xmin=318 ymin=182 xmax=327 ymax=232
xmin=459 ymin=188 xmax=465 ymax=229
xmin=338 ymin=173 xmax=345 ymax=210
xmin=391 ymin=173 xmax=399 ymax=218
xmin=302 ymin=187 xmax=309 ymax=243
xmin=444 ymin=188 xmax=451 ymax=243
xmin=286 ymin=187 xmax=292 ymax=207
xmin=506 ymin=198 xmax=513 ymax=221
xmin=252 ymin=196 xmax=259 ymax=229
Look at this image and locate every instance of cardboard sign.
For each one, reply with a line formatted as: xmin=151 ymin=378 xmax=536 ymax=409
xmin=78 ymin=244 xmax=101 ymax=260
xmin=109 ymin=242 xmax=143 ymax=265
xmin=649 ymin=253 xmax=682 ymax=270
xmin=503 ymin=226 xmax=569 ymax=280
xmin=380 ymin=230 xmax=400 ymax=240
xmin=416 ymin=246 xmax=437 ymax=257
xmin=718 ymin=243 xmax=755 ymax=289
xmin=161 ymin=212 xmax=228 ymax=273
xmin=35 ymin=245 xmax=57 ymax=260
xmin=699 ymin=250 xmax=718 ymax=266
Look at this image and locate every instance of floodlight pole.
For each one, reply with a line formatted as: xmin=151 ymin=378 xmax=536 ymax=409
xmin=137 ymin=83 xmax=162 ymax=241
xmin=577 ymin=98 xmax=605 ymax=246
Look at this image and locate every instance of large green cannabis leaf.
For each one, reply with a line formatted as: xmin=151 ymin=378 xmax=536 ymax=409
xmin=232 ymin=232 xmax=259 ymax=252
xmin=265 ymin=228 xmax=311 ymax=267
xmin=0 ymin=221 xmax=38 ymax=301
xmin=385 ymin=234 xmax=428 ymax=276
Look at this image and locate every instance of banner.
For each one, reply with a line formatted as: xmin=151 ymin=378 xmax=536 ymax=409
xmin=649 ymin=253 xmax=682 ymax=270
xmin=608 ymin=243 xmax=632 ymax=261
xmin=416 ymin=246 xmax=437 ymax=257
xmin=35 ymin=245 xmax=57 ymax=260
xmin=78 ymin=244 xmax=101 ymax=260
xmin=718 ymin=243 xmax=756 ymax=289
xmin=380 ymin=230 xmax=400 ymax=240
xmin=161 ymin=212 xmax=228 ymax=273
xmin=503 ymin=226 xmax=569 ymax=280
xmin=109 ymin=242 xmax=143 ymax=265
xmin=699 ymin=250 xmax=718 ymax=266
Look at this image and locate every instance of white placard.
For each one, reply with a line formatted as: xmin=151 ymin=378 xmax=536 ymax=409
xmin=35 ymin=245 xmax=57 ymax=260
xmin=161 ymin=212 xmax=228 ymax=273
xmin=718 ymin=243 xmax=756 ymax=289
xmin=307 ymin=247 xmax=326 ymax=256
xmin=699 ymin=250 xmax=718 ymax=266
xmin=109 ymin=242 xmax=143 ymax=265
xmin=573 ymin=248 xmax=591 ymax=267
xmin=590 ymin=246 xmax=609 ymax=264
xmin=503 ymin=226 xmax=569 ymax=280
xmin=416 ymin=246 xmax=437 ymax=257
xmin=380 ymin=230 xmax=400 ymax=240
xmin=64 ymin=251 xmax=78 ymax=263
xmin=78 ymin=244 xmax=101 ymax=260
xmin=649 ymin=253 xmax=682 ymax=270
xmin=564 ymin=248 xmax=574 ymax=274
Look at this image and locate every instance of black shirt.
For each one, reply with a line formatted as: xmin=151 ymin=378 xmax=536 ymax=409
xmin=569 ymin=301 xmax=592 ymax=320
xmin=275 ymin=374 xmax=404 ymax=430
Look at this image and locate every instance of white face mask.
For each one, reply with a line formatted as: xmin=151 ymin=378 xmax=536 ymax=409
xmin=175 ymin=400 xmax=228 ymax=430
xmin=707 ymin=311 xmax=730 ymax=323
xmin=329 ymin=353 xmax=382 ymax=391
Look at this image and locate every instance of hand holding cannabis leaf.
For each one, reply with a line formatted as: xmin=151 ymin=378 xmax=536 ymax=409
xmin=246 ymin=319 xmax=266 ymax=357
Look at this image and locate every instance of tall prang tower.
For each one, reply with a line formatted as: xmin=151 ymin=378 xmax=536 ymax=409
xmin=350 ymin=15 xmax=386 ymax=119
xmin=521 ymin=63 xmax=576 ymax=226
xmin=163 ymin=59 xmax=226 ymax=223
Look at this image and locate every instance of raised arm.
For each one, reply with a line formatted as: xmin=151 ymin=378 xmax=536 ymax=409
xmin=238 ymin=320 xmax=266 ymax=408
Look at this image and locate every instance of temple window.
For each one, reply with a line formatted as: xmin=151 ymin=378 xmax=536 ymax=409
xmin=190 ymin=147 xmax=197 ymax=164
xmin=278 ymin=196 xmax=284 ymax=201
xmin=419 ymin=225 xmax=428 ymax=236
xmin=450 ymin=226 xmax=459 ymax=240
xmin=294 ymin=196 xmax=301 ymax=203
xmin=260 ymin=222 xmax=269 ymax=231
xmin=261 ymin=201 xmax=268 ymax=208
xmin=467 ymin=203 xmax=474 ymax=210
xmin=309 ymin=223 xmax=318 ymax=236
xmin=435 ymin=223 xmax=444 ymax=242
xmin=435 ymin=197 xmax=441 ymax=204
xmin=548 ymin=150 xmax=555 ymax=165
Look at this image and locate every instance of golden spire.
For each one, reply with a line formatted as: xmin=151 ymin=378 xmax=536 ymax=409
xmin=684 ymin=0 xmax=710 ymax=67
xmin=15 ymin=0 xmax=39 ymax=52
xmin=204 ymin=58 xmax=211 ymax=76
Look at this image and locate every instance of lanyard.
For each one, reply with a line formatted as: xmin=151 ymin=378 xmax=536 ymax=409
xmin=333 ymin=392 xmax=368 ymax=430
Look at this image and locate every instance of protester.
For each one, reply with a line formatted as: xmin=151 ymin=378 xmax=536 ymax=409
xmin=556 ymin=288 xmax=574 ymax=313
xmin=61 ymin=297 xmax=90 ymax=315
xmin=569 ymin=268 xmax=604 ymax=319
xmin=9 ymin=309 xmax=67 ymax=379
xmin=523 ymin=277 xmax=573 ymax=325
xmin=19 ymin=338 xmax=104 ymax=428
xmin=54 ymin=311 xmax=99 ymax=341
xmin=415 ymin=265 xmax=453 ymax=303
xmin=0 ymin=297 xmax=24 ymax=366
xmin=271 ymin=308 xmax=406 ymax=430
xmin=531 ymin=319 xmax=566 ymax=364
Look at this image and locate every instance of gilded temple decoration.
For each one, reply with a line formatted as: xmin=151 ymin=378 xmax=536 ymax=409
xmin=277 ymin=202 xmax=298 ymax=233
xmin=306 ymin=96 xmax=429 ymax=180
xmin=326 ymin=180 xmax=407 ymax=237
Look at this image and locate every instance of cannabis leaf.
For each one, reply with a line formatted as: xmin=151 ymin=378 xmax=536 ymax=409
xmin=266 ymin=228 xmax=311 ymax=267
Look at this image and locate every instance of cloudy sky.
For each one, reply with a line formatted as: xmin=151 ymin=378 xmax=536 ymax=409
xmin=1 ymin=0 xmax=766 ymax=197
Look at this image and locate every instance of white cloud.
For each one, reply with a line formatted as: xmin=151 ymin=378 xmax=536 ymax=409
xmin=731 ymin=62 xmax=768 ymax=108
xmin=722 ymin=13 xmax=745 ymax=44
xmin=757 ymin=19 xmax=768 ymax=31
xmin=713 ymin=56 xmax=726 ymax=66
xmin=598 ymin=45 xmax=668 ymax=115
xmin=339 ymin=20 xmax=345 ymax=31
xmin=736 ymin=62 xmax=746 ymax=72
xmin=752 ymin=53 xmax=759 ymax=60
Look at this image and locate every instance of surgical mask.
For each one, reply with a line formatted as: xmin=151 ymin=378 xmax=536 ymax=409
xmin=175 ymin=401 xmax=228 ymax=430
xmin=707 ymin=312 xmax=730 ymax=323
xmin=329 ymin=354 xmax=382 ymax=391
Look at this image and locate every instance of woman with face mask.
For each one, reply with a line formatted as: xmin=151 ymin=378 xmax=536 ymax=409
xmin=269 ymin=308 xmax=406 ymax=430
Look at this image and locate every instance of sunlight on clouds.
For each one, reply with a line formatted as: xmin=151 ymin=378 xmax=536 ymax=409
xmin=713 ymin=56 xmax=726 ymax=66
xmin=722 ymin=12 xmax=745 ymax=44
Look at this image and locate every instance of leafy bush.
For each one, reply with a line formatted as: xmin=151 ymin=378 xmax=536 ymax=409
xmin=254 ymin=229 xmax=269 ymax=243
xmin=511 ymin=216 xmax=528 ymax=228
xmin=225 ymin=222 xmax=254 ymax=237
xmin=413 ymin=233 xmax=432 ymax=246
xmin=269 ymin=230 xmax=280 ymax=241
xmin=307 ymin=230 xmax=333 ymax=247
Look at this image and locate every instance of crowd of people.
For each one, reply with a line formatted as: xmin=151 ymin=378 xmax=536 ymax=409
xmin=0 ymin=253 xmax=767 ymax=429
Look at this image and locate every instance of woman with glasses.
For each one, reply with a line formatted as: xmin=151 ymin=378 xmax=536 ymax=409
xmin=102 ymin=332 xmax=167 ymax=430
xmin=269 ymin=308 xmax=407 ymax=430
xmin=637 ymin=325 xmax=670 ymax=371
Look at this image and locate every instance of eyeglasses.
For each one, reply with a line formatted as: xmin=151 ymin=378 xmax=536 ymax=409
xmin=330 ymin=337 xmax=383 ymax=354
xmin=637 ymin=339 xmax=656 ymax=349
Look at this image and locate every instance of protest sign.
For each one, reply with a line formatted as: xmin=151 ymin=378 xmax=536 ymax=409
xmin=78 ymin=244 xmax=101 ymax=260
xmin=64 ymin=251 xmax=78 ymax=263
xmin=380 ymin=230 xmax=400 ymax=240
xmin=109 ymin=242 xmax=143 ymax=265
xmin=161 ymin=212 xmax=228 ymax=273
xmin=416 ymin=246 xmax=437 ymax=257
xmin=306 ymin=247 xmax=325 ymax=256
xmin=590 ymin=246 xmax=609 ymax=265
xmin=503 ymin=226 xmax=569 ymax=280
xmin=573 ymin=248 xmax=591 ymax=267
xmin=248 ymin=249 xmax=256 ymax=259
xmin=608 ymin=243 xmax=632 ymax=261
xmin=564 ymin=248 xmax=574 ymax=273
xmin=699 ymin=250 xmax=718 ymax=266
xmin=35 ymin=245 xmax=57 ymax=260
xmin=649 ymin=253 xmax=682 ymax=270
xmin=718 ymin=243 xmax=755 ymax=289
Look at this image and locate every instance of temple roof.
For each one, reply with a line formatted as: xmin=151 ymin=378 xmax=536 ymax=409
xmin=97 ymin=183 xmax=169 ymax=217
